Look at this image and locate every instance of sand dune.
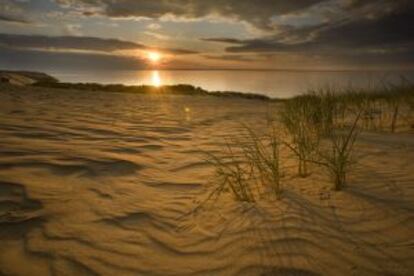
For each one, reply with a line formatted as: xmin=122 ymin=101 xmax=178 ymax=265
xmin=0 ymin=85 xmax=413 ymax=275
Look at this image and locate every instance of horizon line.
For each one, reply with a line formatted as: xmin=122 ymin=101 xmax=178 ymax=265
xmin=50 ymin=68 xmax=414 ymax=73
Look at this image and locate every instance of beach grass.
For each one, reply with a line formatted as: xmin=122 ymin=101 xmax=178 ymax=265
xmin=316 ymin=110 xmax=362 ymax=190
xmin=204 ymin=125 xmax=281 ymax=203
xmin=206 ymin=83 xmax=413 ymax=200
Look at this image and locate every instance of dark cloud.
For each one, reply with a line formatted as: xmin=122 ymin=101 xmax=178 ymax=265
xmin=0 ymin=33 xmax=145 ymax=52
xmin=163 ymin=48 xmax=198 ymax=55
xmin=203 ymin=0 xmax=414 ymax=66
xmin=315 ymin=2 xmax=414 ymax=47
xmin=55 ymin=0 xmax=323 ymax=30
xmin=201 ymin=38 xmax=244 ymax=44
xmin=0 ymin=33 xmax=198 ymax=54
xmin=0 ymin=1 xmax=31 ymax=24
xmin=342 ymin=0 xmax=392 ymax=10
xmin=0 ymin=14 xmax=30 ymax=24
xmin=203 ymin=54 xmax=255 ymax=62
xmin=0 ymin=45 xmax=146 ymax=71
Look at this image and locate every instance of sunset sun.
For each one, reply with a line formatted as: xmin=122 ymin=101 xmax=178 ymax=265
xmin=147 ymin=51 xmax=161 ymax=63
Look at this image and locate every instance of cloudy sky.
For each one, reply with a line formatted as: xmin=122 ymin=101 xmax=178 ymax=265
xmin=0 ymin=0 xmax=413 ymax=72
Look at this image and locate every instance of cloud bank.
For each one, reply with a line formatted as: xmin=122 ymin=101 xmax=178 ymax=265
xmin=55 ymin=0 xmax=323 ymax=30
xmin=1 ymin=0 xmax=413 ymax=70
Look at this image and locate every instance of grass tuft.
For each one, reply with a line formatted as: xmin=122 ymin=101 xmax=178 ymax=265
xmin=316 ymin=110 xmax=362 ymax=190
xmin=205 ymin=125 xmax=282 ymax=203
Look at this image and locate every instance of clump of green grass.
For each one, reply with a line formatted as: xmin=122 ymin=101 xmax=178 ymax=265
xmin=279 ymin=90 xmax=339 ymax=177
xmin=280 ymin=87 xmax=365 ymax=190
xmin=316 ymin=110 xmax=362 ymax=190
xmin=203 ymin=83 xmax=413 ymax=201
xmin=279 ymin=106 xmax=315 ymax=176
xmin=205 ymin=142 xmax=256 ymax=203
xmin=205 ymin=125 xmax=281 ymax=203
xmin=381 ymin=83 xmax=412 ymax=133
xmin=340 ymin=82 xmax=413 ymax=132
xmin=244 ymin=126 xmax=281 ymax=198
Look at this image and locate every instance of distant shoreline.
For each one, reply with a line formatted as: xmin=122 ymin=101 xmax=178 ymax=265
xmin=32 ymin=81 xmax=275 ymax=101
xmin=2 ymin=69 xmax=413 ymax=101
xmin=0 ymin=70 xmax=276 ymax=101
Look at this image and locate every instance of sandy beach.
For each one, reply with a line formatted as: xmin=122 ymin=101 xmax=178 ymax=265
xmin=0 ymin=84 xmax=413 ymax=275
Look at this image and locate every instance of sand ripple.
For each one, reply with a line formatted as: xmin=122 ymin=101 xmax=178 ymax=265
xmin=0 ymin=87 xmax=413 ymax=275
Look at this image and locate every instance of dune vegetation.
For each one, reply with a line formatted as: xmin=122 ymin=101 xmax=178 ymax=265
xmin=205 ymin=83 xmax=414 ymax=203
xmin=204 ymin=125 xmax=281 ymax=203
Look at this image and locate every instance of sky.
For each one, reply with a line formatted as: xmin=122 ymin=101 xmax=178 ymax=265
xmin=0 ymin=0 xmax=413 ymax=72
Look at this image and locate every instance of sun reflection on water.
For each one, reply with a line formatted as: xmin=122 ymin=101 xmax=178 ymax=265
xmin=151 ymin=71 xmax=161 ymax=87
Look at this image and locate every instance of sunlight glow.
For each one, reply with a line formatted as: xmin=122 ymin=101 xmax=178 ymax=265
xmin=147 ymin=51 xmax=161 ymax=63
xmin=151 ymin=71 xmax=161 ymax=87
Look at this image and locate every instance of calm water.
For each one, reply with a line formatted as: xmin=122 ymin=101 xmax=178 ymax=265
xmin=54 ymin=70 xmax=414 ymax=98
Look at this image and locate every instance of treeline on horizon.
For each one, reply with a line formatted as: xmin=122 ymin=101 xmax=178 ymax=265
xmin=32 ymin=81 xmax=271 ymax=101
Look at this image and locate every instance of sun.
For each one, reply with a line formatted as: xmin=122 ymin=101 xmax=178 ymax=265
xmin=147 ymin=51 xmax=161 ymax=63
